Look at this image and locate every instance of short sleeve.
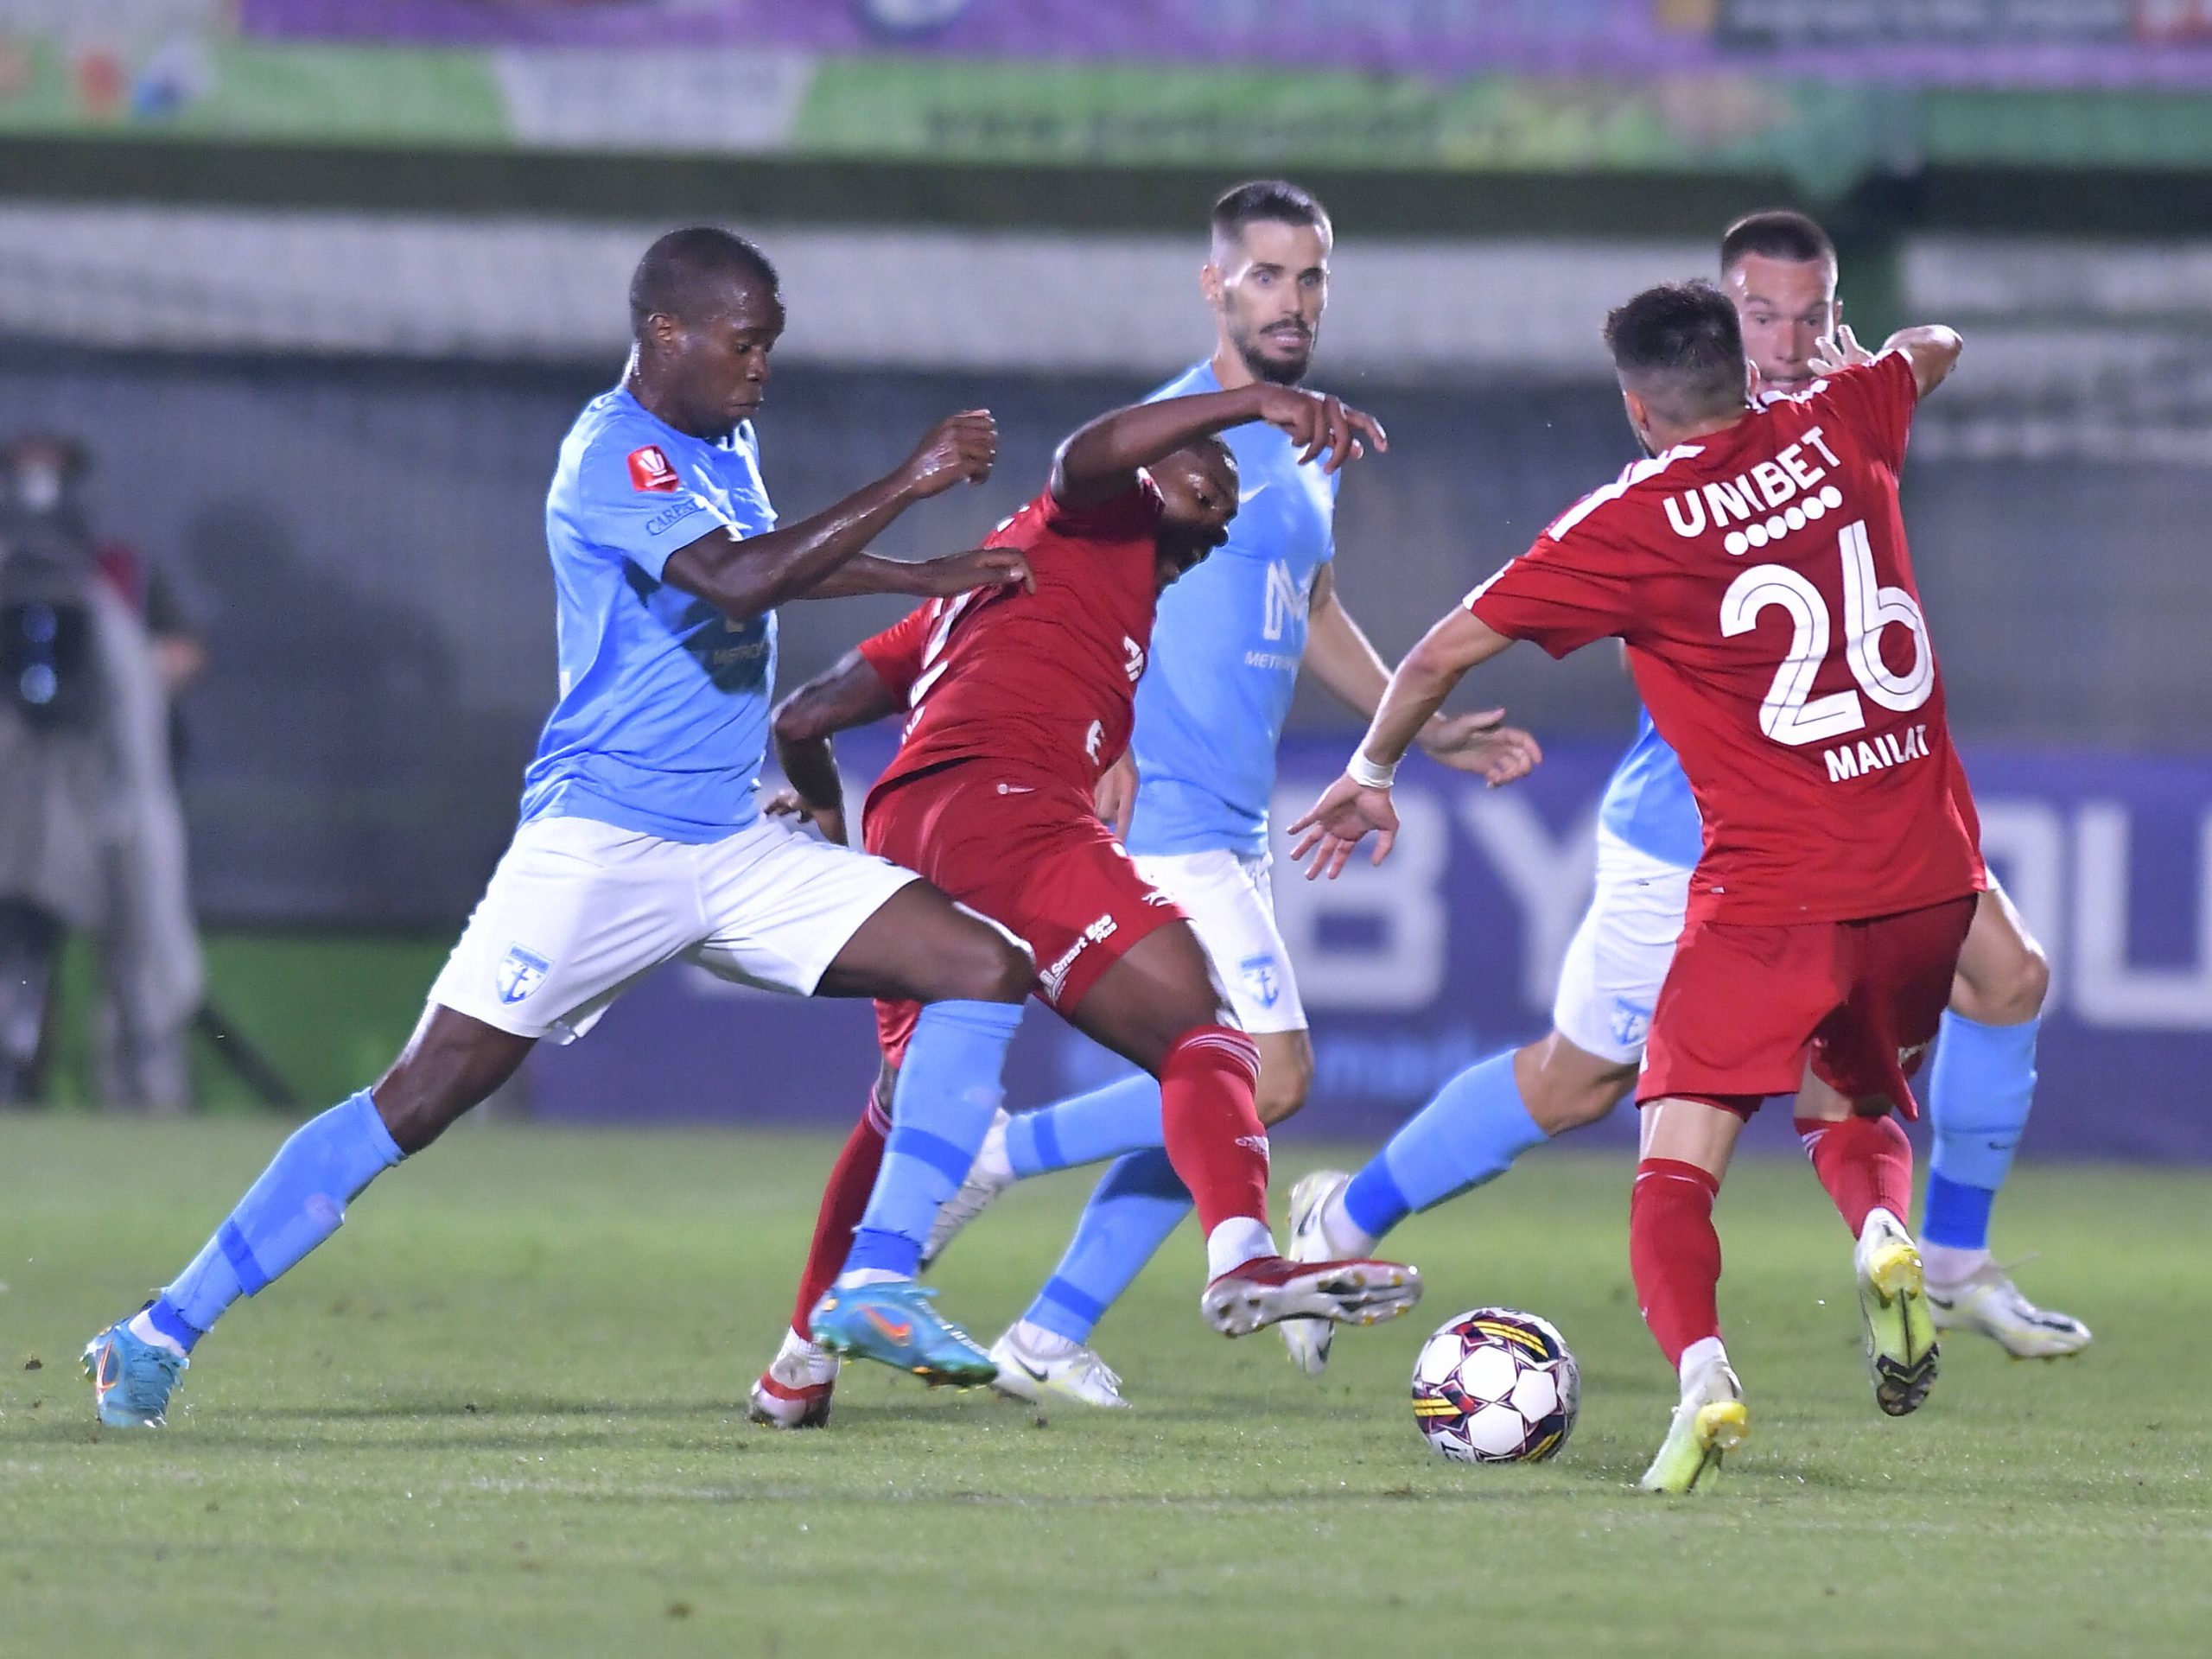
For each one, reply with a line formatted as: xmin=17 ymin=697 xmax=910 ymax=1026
xmin=574 ymin=429 xmax=725 ymax=581
xmin=1464 ymin=524 xmax=1638 ymax=659
xmin=1809 ymin=352 xmax=1919 ymax=474
xmin=1043 ymin=478 xmax=1165 ymax=541
xmin=857 ymin=604 xmax=934 ymax=701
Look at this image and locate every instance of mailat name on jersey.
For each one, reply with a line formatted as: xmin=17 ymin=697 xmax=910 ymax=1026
xmin=1822 ymin=721 xmax=1932 ymax=785
xmin=1662 ymin=425 xmax=1844 ymax=556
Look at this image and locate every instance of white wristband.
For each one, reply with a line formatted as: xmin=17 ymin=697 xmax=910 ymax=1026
xmin=1346 ymin=748 xmax=1397 ymax=790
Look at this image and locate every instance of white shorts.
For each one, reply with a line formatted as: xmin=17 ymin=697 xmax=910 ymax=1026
xmin=1132 ymin=848 xmax=1308 ymax=1036
xmin=1550 ymin=825 xmax=1693 ymax=1066
xmin=431 ymin=814 xmax=918 ymax=1044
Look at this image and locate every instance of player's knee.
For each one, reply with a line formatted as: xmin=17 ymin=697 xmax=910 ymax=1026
xmin=1253 ymin=1046 xmax=1313 ymax=1127
xmin=1957 ymin=934 xmax=2050 ymax=1027
xmin=937 ymin=920 xmax=1035 ymax=1006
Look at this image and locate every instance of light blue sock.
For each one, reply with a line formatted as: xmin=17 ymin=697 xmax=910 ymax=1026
xmin=1027 ymin=1149 xmax=1192 ymax=1344
xmin=1340 ymin=1050 xmax=1547 ymax=1242
xmin=845 ymin=999 xmax=1023 ymax=1279
xmin=1924 ymin=1009 xmax=2039 ymax=1250
xmin=1005 ymin=1073 xmax=1162 ymax=1178
xmin=151 ymin=1090 xmax=404 ymax=1348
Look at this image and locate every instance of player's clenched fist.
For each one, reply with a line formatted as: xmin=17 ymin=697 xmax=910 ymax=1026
xmin=1252 ymin=385 xmax=1387 ymax=473
xmin=1287 ymin=774 xmax=1400 ymax=880
xmin=900 ymin=410 xmax=999 ymax=498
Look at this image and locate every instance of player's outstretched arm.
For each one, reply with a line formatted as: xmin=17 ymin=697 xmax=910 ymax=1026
xmin=766 ymin=649 xmax=906 ymax=846
xmin=1051 ymin=385 xmax=1386 ymax=508
xmin=1302 ymin=564 xmax=1541 ymax=787
xmin=1811 ymin=322 xmax=1962 ymax=398
xmin=1288 ymin=607 xmax=1515 ymax=880
xmin=663 ymin=411 xmax=998 ymax=623
xmin=798 ymin=546 xmax=1036 ymax=602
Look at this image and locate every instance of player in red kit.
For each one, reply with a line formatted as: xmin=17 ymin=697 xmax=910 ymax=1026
xmin=750 ymin=384 xmax=1423 ymax=1426
xmin=1292 ymin=282 xmax=1975 ymax=1492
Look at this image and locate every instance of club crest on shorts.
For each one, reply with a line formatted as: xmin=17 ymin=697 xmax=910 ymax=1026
xmin=498 ymin=945 xmax=551 ymax=1004
xmin=1239 ymin=953 xmax=1282 ymax=1010
xmin=1610 ymin=998 xmax=1651 ymax=1050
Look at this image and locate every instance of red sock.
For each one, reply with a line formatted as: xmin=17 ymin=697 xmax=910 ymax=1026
xmin=1794 ymin=1113 xmax=1913 ymax=1237
xmin=1630 ymin=1158 xmax=1724 ymax=1369
xmin=1157 ymin=1026 xmax=1268 ymax=1237
xmin=788 ymin=1094 xmax=890 ymax=1340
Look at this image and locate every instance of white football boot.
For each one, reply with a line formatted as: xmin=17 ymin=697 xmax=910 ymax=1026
xmin=1639 ymin=1350 xmax=1749 ymax=1494
xmin=1279 ymin=1169 xmax=1355 ymax=1376
xmin=988 ymin=1322 xmax=1132 ymax=1410
xmin=1855 ymin=1206 xmax=1940 ymax=1416
xmin=747 ymin=1330 xmax=840 ymax=1429
xmin=920 ymin=1108 xmax=1013 ymax=1269
xmin=1927 ymin=1260 xmax=2092 ymax=1358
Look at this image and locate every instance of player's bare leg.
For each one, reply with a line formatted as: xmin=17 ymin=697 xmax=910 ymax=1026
xmin=1926 ymin=886 xmax=2089 ymax=1357
xmin=1067 ymin=924 xmax=1420 ymax=1338
xmin=1796 ymin=1071 xmax=1940 ymax=1414
xmin=1632 ymin=1096 xmax=1750 ymax=1494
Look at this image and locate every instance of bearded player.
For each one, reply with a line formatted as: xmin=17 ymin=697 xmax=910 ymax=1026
xmin=1284 ymin=211 xmax=2084 ymax=1376
xmin=881 ymin=181 xmax=1535 ymax=1410
xmin=748 ymin=380 xmax=1424 ymax=1425
xmin=1296 ymin=282 xmax=1978 ymax=1491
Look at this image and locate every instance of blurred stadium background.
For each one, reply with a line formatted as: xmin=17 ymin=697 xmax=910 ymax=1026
xmin=4 ymin=0 xmax=2209 ymax=1158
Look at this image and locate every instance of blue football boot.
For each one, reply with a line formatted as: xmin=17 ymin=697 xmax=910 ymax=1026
xmin=83 ymin=1312 xmax=187 ymax=1428
xmin=809 ymin=1281 xmax=996 ymax=1387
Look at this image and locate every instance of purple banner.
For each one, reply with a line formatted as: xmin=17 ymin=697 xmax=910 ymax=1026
xmin=528 ymin=734 xmax=2212 ymax=1164
xmin=243 ymin=0 xmax=2212 ymax=89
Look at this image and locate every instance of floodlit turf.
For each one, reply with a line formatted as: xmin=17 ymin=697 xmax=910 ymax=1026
xmin=3 ymin=1118 xmax=2207 ymax=1658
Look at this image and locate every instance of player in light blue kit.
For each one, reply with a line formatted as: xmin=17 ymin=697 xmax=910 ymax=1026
xmin=83 ymin=227 xmax=1046 ymax=1427
xmin=913 ymin=183 xmax=1538 ymax=1408
xmin=1287 ymin=211 xmax=2088 ymax=1369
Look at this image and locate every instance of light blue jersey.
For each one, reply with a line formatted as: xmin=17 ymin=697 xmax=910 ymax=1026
xmin=1595 ymin=709 xmax=1702 ymax=869
xmin=519 ymin=387 xmax=779 ymax=843
xmin=1125 ymin=360 xmax=1338 ymax=858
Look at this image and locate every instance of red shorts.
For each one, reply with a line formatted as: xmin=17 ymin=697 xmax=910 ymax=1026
xmin=865 ymin=761 xmax=1185 ymax=1068
xmin=1637 ymin=895 xmax=1974 ymax=1119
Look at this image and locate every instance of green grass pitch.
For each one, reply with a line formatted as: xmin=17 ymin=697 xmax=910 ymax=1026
xmin=3 ymin=1116 xmax=2207 ymax=1657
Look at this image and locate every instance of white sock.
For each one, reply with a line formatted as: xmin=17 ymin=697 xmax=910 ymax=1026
xmin=1009 ymin=1319 xmax=1079 ymax=1359
xmin=834 ymin=1268 xmax=908 ymax=1290
xmin=127 ymin=1309 xmax=188 ymax=1359
xmin=1861 ymin=1205 xmax=1909 ymax=1245
xmin=1205 ymin=1216 xmax=1275 ymax=1280
xmin=1920 ymin=1242 xmax=1992 ymax=1285
xmin=1678 ymin=1336 xmax=1728 ymax=1392
xmin=971 ymin=1112 xmax=1014 ymax=1185
xmin=1321 ymin=1188 xmax=1378 ymax=1256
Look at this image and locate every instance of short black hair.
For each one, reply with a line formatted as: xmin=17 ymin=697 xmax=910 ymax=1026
xmin=1604 ymin=282 xmax=1746 ymax=422
xmin=1720 ymin=209 xmax=1835 ymax=274
xmin=1211 ymin=180 xmax=1332 ymax=254
xmin=629 ymin=226 xmax=779 ymax=335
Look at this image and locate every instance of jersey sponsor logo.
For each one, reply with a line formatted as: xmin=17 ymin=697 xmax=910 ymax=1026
xmin=1822 ymin=721 xmax=1930 ymax=783
xmin=1039 ymin=912 xmax=1119 ymax=1001
xmin=645 ymin=499 xmax=706 ymax=536
xmin=497 ymin=945 xmax=550 ymax=1004
xmin=627 ymin=445 xmax=681 ymax=493
xmin=1663 ymin=427 xmax=1842 ymax=552
xmin=1240 ymin=951 xmax=1283 ymax=1010
xmin=1262 ymin=558 xmax=1309 ymax=643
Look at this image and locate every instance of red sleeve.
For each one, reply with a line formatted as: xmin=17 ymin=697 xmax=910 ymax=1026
xmin=855 ymin=603 xmax=934 ymax=699
xmin=1043 ymin=477 xmax=1164 ymax=540
xmin=1810 ymin=352 xmax=1919 ymax=474
xmin=1464 ymin=519 xmax=1638 ymax=659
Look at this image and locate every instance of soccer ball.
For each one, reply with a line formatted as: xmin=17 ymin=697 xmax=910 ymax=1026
xmin=1410 ymin=1307 xmax=1580 ymax=1464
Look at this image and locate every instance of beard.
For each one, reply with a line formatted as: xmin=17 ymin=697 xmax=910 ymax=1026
xmin=1233 ymin=322 xmax=1313 ymax=386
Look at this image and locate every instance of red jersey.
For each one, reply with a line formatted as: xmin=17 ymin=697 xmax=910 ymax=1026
xmin=859 ymin=482 xmax=1164 ymax=802
xmin=1468 ymin=352 xmax=1983 ymax=926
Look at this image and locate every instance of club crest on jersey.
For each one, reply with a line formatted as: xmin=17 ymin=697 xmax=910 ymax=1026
xmin=497 ymin=946 xmax=551 ymax=1004
xmin=627 ymin=445 xmax=681 ymax=493
xmin=1610 ymin=998 xmax=1651 ymax=1051
xmin=1240 ymin=953 xmax=1282 ymax=1010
